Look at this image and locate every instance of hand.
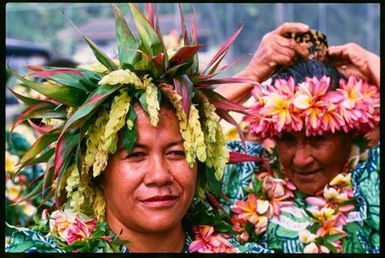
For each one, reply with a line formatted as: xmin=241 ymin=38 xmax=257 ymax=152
xmin=240 ymin=22 xmax=311 ymax=83
xmin=328 ymin=43 xmax=380 ymax=88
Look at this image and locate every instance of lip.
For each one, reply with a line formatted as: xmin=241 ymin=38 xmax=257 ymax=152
xmin=295 ymin=170 xmax=320 ymax=179
xmin=140 ymin=195 xmax=179 ymax=208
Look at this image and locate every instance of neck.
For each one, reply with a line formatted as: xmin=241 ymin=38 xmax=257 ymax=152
xmin=108 ymin=217 xmax=185 ymax=252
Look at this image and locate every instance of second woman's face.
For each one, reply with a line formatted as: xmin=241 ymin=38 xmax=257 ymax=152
xmin=275 ymin=131 xmax=352 ymax=195
xmin=102 ymin=105 xmax=197 ymax=235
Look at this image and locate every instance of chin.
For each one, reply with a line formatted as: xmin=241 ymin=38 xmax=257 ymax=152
xmin=298 ymin=185 xmax=324 ymax=195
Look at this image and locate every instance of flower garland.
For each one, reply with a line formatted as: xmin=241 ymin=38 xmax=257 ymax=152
xmin=244 ymin=75 xmax=380 ymax=138
xmin=222 ymin=143 xmax=367 ymax=253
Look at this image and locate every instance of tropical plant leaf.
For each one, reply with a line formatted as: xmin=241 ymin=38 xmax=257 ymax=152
xmin=228 ymin=151 xmax=266 ymax=164
xmin=205 ymin=166 xmax=221 ymax=196
xmin=325 ymin=233 xmax=343 ymax=243
xmin=27 ymin=67 xmax=83 ymax=78
xmin=17 ymin=148 xmax=55 ymax=172
xmin=65 ymin=17 xmax=118 ymax=71
xmin=8 ymin=87 xmax=54 ymax=107
xmin=62 ymin=84 xmax=121 ymax=132
xmin=178 ymin=3 xmax=189 ymax=45
xmin=53 ymin=129 xmax=80 ymax=178
xmin=216 ymin=108 xmax=245 ymax=144
xmin=174 ymin=74 xmax=194 ymax=118
xmin=123 ymin=107 xmax=137 ymax=154
xmin=190 ymin=6 xmax=199 ymax=74
xmin=83 ymin=35 xmax=119 ymax=71
xmin=197 ymin=77 xmax=255 ymax=88
xmin=204 ymin=24 xmax=243 ymax=74
xmin=145 ymin=3 xmax=154 ymax=27
xmin=200 ymin=88 xmax=249 ymax=113
xmin=18 ymin=132 xmax=57 ymax=165
xmin=13 ymin=73 xmax=85 ymax=107
xmin=49 ymin=73 xmax=90 ymax=92
xmin=129 ymin=3 xmax=163 ymax=57
xmin=10 ymin=102 xmax=61 ymax=135
xmin=169 ymin=45 xmax=201 ymax=66
xmin=112 ymin=4 xmax=138 ymax=68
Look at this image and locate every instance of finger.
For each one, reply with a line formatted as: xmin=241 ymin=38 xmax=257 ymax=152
xmin=275 ymin=22 xmax=310 ymax=35
xmin=292 ymin=42 xmax=310 ymax=58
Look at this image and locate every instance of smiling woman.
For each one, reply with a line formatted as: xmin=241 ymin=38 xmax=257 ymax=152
xmin=102 ymin=103 xmax=198 ymax=252
xmin=5 ymin=3 xmax=270 ymax=254
xmin=219 ymin=32 xmax=380 ymax=253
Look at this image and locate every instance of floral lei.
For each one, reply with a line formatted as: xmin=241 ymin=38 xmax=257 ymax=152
xmin=188 ymin=144 xmax=368 ymax=253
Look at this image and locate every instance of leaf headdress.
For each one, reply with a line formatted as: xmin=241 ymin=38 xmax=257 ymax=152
xmin=10 ymin=3 xmax=249 ymax=221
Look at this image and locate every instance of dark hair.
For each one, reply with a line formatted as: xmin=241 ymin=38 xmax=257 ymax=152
xmin=271 ymin=59 xmax=345 ymax=89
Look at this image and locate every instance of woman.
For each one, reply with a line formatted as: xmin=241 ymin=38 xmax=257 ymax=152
xmin=218 ymin=25 xmax=380 ymax=253
xmin=5 ymin=3 xmax=268 ymax=253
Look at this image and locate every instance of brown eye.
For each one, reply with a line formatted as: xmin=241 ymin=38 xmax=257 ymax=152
xmin=166 ymin=150 xmax=186 ymax=160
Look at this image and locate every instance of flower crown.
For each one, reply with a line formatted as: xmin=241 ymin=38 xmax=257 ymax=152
xmin=10 ymin=3 xmax=247 ymax=221
xmin=244 ymin=75 xmax=379 ymax=138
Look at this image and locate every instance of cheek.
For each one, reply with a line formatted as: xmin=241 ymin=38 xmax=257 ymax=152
xmin=103 ymin=161 xmax=142 ymax=197
xmin=173 ymin=165 xmax=197 ymax=194
xmin=276 ymin=143 xmax=294 ymax=166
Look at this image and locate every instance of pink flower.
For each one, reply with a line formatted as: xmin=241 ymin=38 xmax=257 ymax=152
xmin=189 ymin=225 xmax=238 ymax=253
xmin=65 ymin=215 xmax=96 ymax=244
xmin=49 ymin=210 xmax=96 ymax=244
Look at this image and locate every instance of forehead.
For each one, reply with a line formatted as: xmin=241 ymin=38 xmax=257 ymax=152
xmin=134 ymin=104 xmax=182 ymax=141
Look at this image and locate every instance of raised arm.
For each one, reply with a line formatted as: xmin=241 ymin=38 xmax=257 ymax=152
xmin=328 ymin=43 xmax=380 ymax=88
xmin=216 ymin=22 xmax=310 ymax=104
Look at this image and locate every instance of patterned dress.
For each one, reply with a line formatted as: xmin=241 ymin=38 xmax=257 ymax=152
xmin=222 ymin=140 xmax=380 ymax=253
xmin=5 ymin=227 xmax=271 ymax=253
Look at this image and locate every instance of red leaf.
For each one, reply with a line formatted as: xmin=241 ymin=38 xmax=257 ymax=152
xmin=28 ymin=68 xmax=83 ymax=78
xmin=169 ymin=45 xmax=200 ymax=65
xmin=178 ymin=3 xmax=189 ymax=44
xmin=10 ymin=102 xmax=55 ymax=138
xmin=228 ymin=151 xmax=265 ymax=163
xmin=209 ymin=98 xmax=248 ymax=113
xmin=53 ymin=134 xmax=65 ymax=178
xmin=174 ymin=75 xmax=193 ymax=119
xmin=207 ymin=193 xmax=228 ymax=215
xmin=27 ymin=119 xmax=55 ymax=137
xmin=216 ymin=109 xmax=245 ymax=145
xmin=204 ymin=24 xmax=243 ymax=74
xmin=191 ymin=6 xmax=197 ymax=44
xmin=146 ymin=3 xmax=154 ymax=28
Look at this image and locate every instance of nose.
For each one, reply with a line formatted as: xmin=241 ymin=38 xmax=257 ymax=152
xmin=292 ymin=144 xmax=314 ymax=170
xmin=143 ymin=155 xmax=173 ymax=186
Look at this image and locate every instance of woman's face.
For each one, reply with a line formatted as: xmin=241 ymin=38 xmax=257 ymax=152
xmin=102 ymin=105 xmax=197 ymax=235
xmin=275 ymin=131 xmax=352 ymax=195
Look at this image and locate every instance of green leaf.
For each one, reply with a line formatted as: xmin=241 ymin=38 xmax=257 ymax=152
xmin=18 ymin=133 xmax=57 ymax=164
xmin=18 ymin=148 xmax=55 ymax=172
xmin=123 ymin=106 xmax=137 ymax=154
xmin=53 ymin=129 xmax=80 ymax=179
xmin=62 ymin=84 xmax=121 ymax=132
xmin=83 ymin=35 xmax=119 ymax=71
xmin=325 ymin=233 xmax=343 ymax=243
xmin=322 ymin=241 xmax=338 ymax=253
xmin=8 ymin=87 xmax=53 ymax=107
xmin=112 ymin=4 xmax=138 ymax=67
xmin=14 ymin=73 xmax=85 ymax=107
xmin=205 ymin=166 xmax=221 ymax=195
xmin=50 ymin=73 xmax=90 ymax=92
xmin=129 ymin=3 xmax=163 ymax=57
